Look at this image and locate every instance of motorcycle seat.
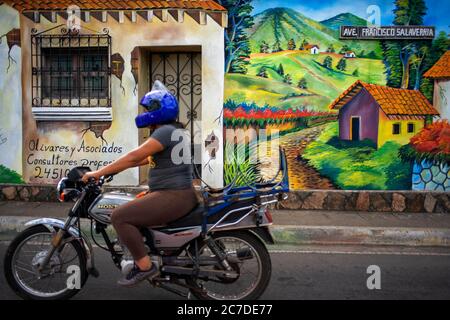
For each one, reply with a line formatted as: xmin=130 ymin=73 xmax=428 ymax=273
xmin=163 ymin=197 xmax=256 ymax=230
xmin=165 ymin=204 xmax=205 ymax=229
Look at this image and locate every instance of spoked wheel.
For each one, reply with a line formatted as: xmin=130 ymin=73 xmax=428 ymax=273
xmin=186 ymin=230 xmax=271 ymax=300
xmin=4 ymin=225 xmax=88 ymax=300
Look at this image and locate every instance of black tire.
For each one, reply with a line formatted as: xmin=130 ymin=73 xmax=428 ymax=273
xmin=4 ymin=225 xmax=88 ymax=300
xmin=186 ymin=230 xmax=272 ymax=300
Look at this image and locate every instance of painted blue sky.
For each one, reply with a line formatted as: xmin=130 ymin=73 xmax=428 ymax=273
xmin=252 ymin=0 xmax=449 ymax=34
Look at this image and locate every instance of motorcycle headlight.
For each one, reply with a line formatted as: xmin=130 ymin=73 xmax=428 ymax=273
xmin=56 ymin=177 xmax=80 ymax=202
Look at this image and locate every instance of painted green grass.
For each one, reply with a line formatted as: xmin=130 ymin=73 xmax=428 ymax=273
xmin=302 ymin=123 xmax=411 ymax=190
xmin=0 ymin=165 xmax=25 ymax=184
xmin=224 ymin=73 xmax=329 ymax=110
xmin=226 ymin=52 xmax=386 ymax=111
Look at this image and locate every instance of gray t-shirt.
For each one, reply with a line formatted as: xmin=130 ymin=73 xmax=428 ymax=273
xmin=148 ymin=124 xmax=193 ymax=191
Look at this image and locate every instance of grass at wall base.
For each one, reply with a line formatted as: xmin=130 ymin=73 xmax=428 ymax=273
xmin=302 ymin=123 xmax=412 ymax=190
xmin=0 ymin=165 xmax=25 ymax=184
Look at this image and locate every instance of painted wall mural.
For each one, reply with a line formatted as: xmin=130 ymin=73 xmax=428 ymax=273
xmin=0 ymin=2 xmax=226 ymax=187
xmin=0 ymin=4 xmax=23 ymax=183
xmin=222 ymin=0 xmax=450 ymax=190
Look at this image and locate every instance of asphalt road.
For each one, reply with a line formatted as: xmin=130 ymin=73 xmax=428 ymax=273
xmin=1 ymin=243 xmax=450 ymax=300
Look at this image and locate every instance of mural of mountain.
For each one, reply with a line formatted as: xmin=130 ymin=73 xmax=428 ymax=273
xmin=249 ymin=7 xmax=337 ymax=53
xmin=320 ymin=13 xmax=368 ymax=31
xmin=248 ymin=7 xmax=381 ymax=58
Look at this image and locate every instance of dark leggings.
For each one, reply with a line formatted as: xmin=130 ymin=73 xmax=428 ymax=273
xmin=111 ymin=187 xmax=198 ymax=260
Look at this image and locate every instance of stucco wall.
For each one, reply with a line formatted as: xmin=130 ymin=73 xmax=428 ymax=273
xmin=338 ymin=89 xmax=379 ymax=144
xmin=18 ymin=13 xmax=224 ymax=186
xmin=0 ymin=4 xmax=22 ymax=175
xmin=434 ymin=79 xmax=450 ymax=120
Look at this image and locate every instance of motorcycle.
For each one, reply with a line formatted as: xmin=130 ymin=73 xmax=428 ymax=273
xmin=3 ymin=148 xmax=289 ymax=300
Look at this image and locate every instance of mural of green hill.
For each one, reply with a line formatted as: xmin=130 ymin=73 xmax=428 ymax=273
xmin=249 ymin=7 xmax=337 ymax=53
xmin=248 ymin=8 xmax=382 ymax=58
xmin=225 ymin=51 xmax=386 ymax=111
xmin=320 ymin=13 xmax=368 ymax=30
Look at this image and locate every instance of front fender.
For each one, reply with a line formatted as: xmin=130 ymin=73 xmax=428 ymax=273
xmin=24 ymin=218 xmax=97 ymax=276
xmin=25 ymin=218 xmax=75 ymax=234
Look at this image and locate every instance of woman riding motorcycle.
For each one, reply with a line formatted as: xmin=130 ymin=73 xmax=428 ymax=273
xmin=82 ymin=81 xmax=198 ymax=287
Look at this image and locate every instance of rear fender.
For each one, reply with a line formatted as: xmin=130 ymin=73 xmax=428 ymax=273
xmin=248 ymin=227 xmax=275 ymax=245
xmin=24 ymin=218 xmax=97 ymax=276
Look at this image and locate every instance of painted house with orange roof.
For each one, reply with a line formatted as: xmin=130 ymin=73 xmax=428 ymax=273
xmin=0 ymin=0 xmax=228 ymax=186
xmin=329 ymin=80 xmax=440 ymax=148
xmin=303 ymin=44 xmax=320 ymax=54
xmin=424 ymin=50 xmax=450 ymax=120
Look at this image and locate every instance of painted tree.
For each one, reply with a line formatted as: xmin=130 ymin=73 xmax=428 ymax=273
xmin=272 ymin=41 xmax=282 ymax=52
xmin=323 ymin=56 xmax=333 ymax=69
xmin=257 ymin=66 xmax=268 ymax=78
xmin=283 ymin=74 xmax=292 ymax=85
xmin=219 ymin=0 xmax=254 ymax=74
xmin=287 ymin=38 xmax=296 ymax=50
xmin=339 ymin=44 xmax=350 ymax=54
xmin=260 ymin=41 xmax=270 ymax=53
xmin=277 ymin=63 xmax=285 ymax=76
xmin=327 ymin=45 xmax=336 ymax=53
xmin=411 ymin=46 xmax=429 ymax=90
xmin=367 ymin=51 xmax=378 ymax=59
xmin=297 ymin=77 xmax=308 ymax=89
xmin=420 ymin=31 xmax=450 ymax=99
xmin=382 ymin=0 xmax=428 ymax=88
xmin=393 ymin=0 xmax=427 ymax=25
xmin=300 ymin=39 xmax=309 ymax=50
xmin=352 ymin=68 xmax=360 ymax=77
xmin=336 ymin=58 xmax=347 ymax=71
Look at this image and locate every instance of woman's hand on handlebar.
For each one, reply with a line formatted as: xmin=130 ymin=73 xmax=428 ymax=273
xmin=81 ymin=171 xmax=102 ymax=184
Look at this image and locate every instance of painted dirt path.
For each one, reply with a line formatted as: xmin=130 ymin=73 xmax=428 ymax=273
xmin=260 ymin=124 xmax=336 ymax=189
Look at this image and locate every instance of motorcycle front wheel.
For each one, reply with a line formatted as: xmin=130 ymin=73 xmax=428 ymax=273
xmin=186 ymin=230 xmax=272 ymax=300
xmin=4 ymin=225 xmax=88 ymax=300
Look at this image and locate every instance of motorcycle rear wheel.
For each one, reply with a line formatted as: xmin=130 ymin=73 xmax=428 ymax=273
xmin=186 ymin=230 xmax=272 ymax=300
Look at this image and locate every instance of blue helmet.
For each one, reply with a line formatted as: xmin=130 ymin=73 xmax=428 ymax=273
xmin=135 ymin=81 xmax=179 ymax=128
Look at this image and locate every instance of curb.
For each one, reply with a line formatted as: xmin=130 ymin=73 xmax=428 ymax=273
xmin=271 ymin=225 xmax=450 ymax=247
xmin=2 ymin=216 xmax=450 ymax=247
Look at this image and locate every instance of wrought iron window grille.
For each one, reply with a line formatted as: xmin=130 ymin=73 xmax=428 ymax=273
xmin=31 ymin=25 xmax=112 ymax=109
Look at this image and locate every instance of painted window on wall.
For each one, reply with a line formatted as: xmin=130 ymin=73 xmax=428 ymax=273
xmin=392 ymin=123 xmax=401 ymax=135
xmin=31 ymin=33 xmax=111 ymax=108
xmin=41 ymin=47 xmax=109 ymax=100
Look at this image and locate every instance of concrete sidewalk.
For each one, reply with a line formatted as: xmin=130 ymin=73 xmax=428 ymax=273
xmin=1 ymin=201 xmax=450 ymax=247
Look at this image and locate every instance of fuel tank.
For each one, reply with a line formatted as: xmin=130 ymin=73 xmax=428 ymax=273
xmin=88 ymin=191 xmax=136 ymax=224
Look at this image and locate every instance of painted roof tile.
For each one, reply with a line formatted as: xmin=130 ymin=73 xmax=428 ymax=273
xmin=3 ymin=0 xmax=226 ymax=12
xmin=329 ymin=80 xmax=439 ymax=116
xmin=424 ymin=51 xmax=450 ymax=79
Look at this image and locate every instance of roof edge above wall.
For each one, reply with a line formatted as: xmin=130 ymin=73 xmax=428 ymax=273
xmin=1 ymin=2 xmax=228 ymax=27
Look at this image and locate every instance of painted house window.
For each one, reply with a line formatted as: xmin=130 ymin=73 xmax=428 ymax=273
xmin=407 ymin=123 xmax=415 ymax=133
xmin=31 ymin=30 xmax=112 ymax=121
xmin=392 ymin=123 xmax=401 ymax=135
xmin=41 ymin=47 xmax=109 ymax=101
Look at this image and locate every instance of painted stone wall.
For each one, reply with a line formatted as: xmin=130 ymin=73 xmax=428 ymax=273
xmin=412 ymin=160 xmax=449 ymax=191
xmin=0 ymin=4 xmax=22 ymax=182
xmin=18 ymin=13 xmax=224 ymax=187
